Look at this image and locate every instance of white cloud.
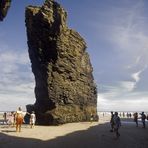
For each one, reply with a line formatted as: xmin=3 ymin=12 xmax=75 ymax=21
xmin=0 ymin=50 xmax=29 ymax=64
xmin=131 ymin=71 xmax=142 ymax=83
xmin=119 ymin=81 xmax=136 ymax=92
xmin=0 ymin=49 xmax=35 ymax=111
xmin=94 ymin=0 xmax=148 ymax=111
xmin=92 ymin=0 xmax=148 ymax=69
xmin=97 ymin=94 xmax=116 ymax=111
xmin=98 ymin=76 xmax=148 ymax=111
xmin=101 ymin=80 xmax=136 ymax=97
xmin=0 ymin=92 xmax=35 ymax=111
xmin=98 ymin=90 xmax=148 ymax=112
xmin=130 ymin=65 xmax=148 ymax=88
xmin=109 ymin=1 xmax=148 ymax=70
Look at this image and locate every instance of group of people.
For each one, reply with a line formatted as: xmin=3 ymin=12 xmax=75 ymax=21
xmin=133 ymin=112 xmax=147 ymax=128
xmin=3 ymin=107 xmax=36 ymax=132
xmin=110 ymin=111 xmax=148 ymax=139
xmin=119 ymin=112 xmax=132 ymax=118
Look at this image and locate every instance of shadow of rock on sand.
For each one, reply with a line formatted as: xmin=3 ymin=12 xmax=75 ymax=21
xmin=0 ymin=122 xmax=148 ymax=148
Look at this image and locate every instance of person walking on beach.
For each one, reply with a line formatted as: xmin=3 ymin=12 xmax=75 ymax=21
xmin=133 ymin=112 xmax=138 ymax=127
xmin=30 ymin=111 xmax=36 ymax=128
xmin=15 ymin=107 xmax=24 ymax=132
xmin=113 ymin=112 xmax=121 ymax=139
xmin=141 ymin=112 xmax=146 ymax=128
xmin=110 ymin=111 xmax=114 ymax=132
xmin=3 ymin=112 xmax=7 ymax=124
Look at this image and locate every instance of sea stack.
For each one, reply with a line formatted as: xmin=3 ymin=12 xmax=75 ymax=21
xmin=25 ymin=0 xmax=98 ymax=125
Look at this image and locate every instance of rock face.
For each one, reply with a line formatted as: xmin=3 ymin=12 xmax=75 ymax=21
xmin=0 ymin=0 xmax=11 ymax=21
xmin=25 ymin=0 xmax=98 ymax=125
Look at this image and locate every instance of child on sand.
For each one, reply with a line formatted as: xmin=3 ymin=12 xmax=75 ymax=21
xmin=30 ymin=111 xmax=36 ymax=128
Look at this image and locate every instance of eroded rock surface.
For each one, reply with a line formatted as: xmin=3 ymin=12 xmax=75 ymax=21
xmin=25 ymin=0 xmax=98 ymax=125
xmin=0 ymin=0 xmax=11 ymax=21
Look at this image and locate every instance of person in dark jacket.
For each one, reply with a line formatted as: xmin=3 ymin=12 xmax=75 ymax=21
xmin=113 ymin=112 xmax=121 ymax=139
xmin=141 ymin=112 xmax=146 ymax=128
xmin=110 ymin=111 xmax=114 ymax=132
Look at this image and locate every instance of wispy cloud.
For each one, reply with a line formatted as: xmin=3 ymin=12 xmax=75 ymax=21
xmin=109 ymin=1 xmax=148 ymax=69
xmin=100 ymin=80 xmax=136 ymax=99
xmin=98 ymin=88 xmax=148 ymax=111
xmin=92 ymin=0 xmax=148 ymax=111
xmin=92 ymin=0 xmax=148 ymax=67
xmin=119 ymin=81 xmax=136 ymax=92
xmin=131 ymin=70 xmax=142 ymax=83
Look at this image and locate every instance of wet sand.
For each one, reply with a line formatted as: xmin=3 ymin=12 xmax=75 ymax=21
xmin=0 ymin=114 xmax=148 ymax=148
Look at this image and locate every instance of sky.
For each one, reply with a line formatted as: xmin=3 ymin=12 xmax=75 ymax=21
xmin=0 ymin=0 xmax=148 ymax=112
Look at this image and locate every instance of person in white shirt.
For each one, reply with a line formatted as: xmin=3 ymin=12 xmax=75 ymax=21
xmin=30 ymin=111 xmax=36 ymax=128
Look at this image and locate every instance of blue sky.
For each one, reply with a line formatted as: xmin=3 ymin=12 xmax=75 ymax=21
xmin=0 ymin=0 xmax=148 ymax=111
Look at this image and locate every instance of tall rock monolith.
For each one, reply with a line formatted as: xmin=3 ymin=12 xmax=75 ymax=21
xmin=25 ymin=0 xmax=98 ymax=125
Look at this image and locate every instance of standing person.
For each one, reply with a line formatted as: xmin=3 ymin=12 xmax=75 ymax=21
xmin=13 ymin=111 xmax=16 ymax=127
xmin=123 ymin=112 xmax=125 ymax=118
xmin=110 ymin=111 xmax=114 ymax=132
xmin=30 ymin=111 xmax=36 ymax=128
xmin=113 ymin=112 xmax=121 ymax=139
xmin=90 ymin=113 xmax=94 ymax=123
xmin=119 ymin=113 xmax=121 ymax=117
xmin=126 ymin=112 xmax=129 ymax=118
xmin=141 ymin=112 xmax=146 ymax=128
xmin=7 ymin=111 xmax=15 ymax=127
xmin=3 ymin=112 xmax=7 ymax=124
xmin=133 ymin=112 xmax=138 ymax=127
xmin=15 ymin=107 xmax=24 ymax=132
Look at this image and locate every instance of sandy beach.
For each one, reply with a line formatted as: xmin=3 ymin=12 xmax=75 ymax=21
xmin=0 ymin=113 xmax=148 ymax=148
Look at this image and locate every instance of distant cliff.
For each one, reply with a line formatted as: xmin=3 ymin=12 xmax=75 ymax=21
xmin=25 ymin=0 xmax=98 ymax=125
xmin=0 ymin=0 xmax=11 ymax=21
